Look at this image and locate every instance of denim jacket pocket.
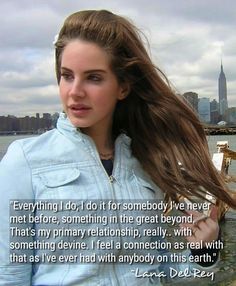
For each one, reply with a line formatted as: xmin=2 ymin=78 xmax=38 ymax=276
xmin=137 ymin=177 xmax=156 ymax=193
xmin=33 ymin=165 xmax=88 ymax=200
xmin=39 ymin=167 xmax=80 ymax=187
xmin=133 ymin=171 xmax=163 ymax=200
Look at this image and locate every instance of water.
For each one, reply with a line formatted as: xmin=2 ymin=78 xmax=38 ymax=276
xmin=0 ymin=134 xmax=236 ymax=285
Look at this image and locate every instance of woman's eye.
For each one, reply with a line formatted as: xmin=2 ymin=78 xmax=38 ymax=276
xmin=61 ymin=73 xmax=73 ymax=81
xmin=88 ymin=74 xmax=102 ymax=82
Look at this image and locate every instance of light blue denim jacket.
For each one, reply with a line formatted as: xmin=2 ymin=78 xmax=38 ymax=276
xmin=0 ymin=113 xmax=217 ymax=286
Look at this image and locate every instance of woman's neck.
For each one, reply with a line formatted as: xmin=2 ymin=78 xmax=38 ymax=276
xmin=82 ymin=126 xmax=114 ymax=155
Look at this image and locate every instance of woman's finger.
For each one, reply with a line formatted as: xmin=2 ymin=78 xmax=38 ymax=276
xmin=209 ymin=206 xmax=218 ymax=222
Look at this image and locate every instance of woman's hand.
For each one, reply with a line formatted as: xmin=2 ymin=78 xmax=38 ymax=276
xmin=180 ymin=206 xmax=219 ymax=246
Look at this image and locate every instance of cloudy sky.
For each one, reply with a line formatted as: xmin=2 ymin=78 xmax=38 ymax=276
xmin=1 ymin=0 xmax=236 ymax=116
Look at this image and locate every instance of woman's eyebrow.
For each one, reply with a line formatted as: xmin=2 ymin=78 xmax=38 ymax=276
xmin=60 ymin=67 xmax=107 ymax=74
xmin=84 ymin=69 xmax=107 ymax=74
xmin=60 ymin=67 xmax=72 ymax=72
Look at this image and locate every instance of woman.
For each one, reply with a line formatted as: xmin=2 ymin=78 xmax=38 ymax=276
xmin=0 ymin=10 xmax=235 ymax=286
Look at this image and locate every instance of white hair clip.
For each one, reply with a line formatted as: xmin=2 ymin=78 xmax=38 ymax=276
xmin=53 ymin=34 xmax=59 ymax=46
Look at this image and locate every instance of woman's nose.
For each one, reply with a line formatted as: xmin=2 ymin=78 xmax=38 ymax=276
xmin=69 ymin=79 xmax=85 ymax=98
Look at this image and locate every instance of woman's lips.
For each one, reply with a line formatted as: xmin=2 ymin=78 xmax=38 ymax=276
xmin=69 ymin=104 xmax=92 ymax=116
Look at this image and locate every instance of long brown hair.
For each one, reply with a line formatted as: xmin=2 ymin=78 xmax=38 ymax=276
xmin=55 ymin=10 xmax=236 ymax=209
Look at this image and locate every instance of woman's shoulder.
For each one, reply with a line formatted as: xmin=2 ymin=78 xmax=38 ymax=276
xmin=16 ymin=128 xmax=60 ymax=147
xmin=1 ymin=128 xmax=70 ymax=169
xmin=6 ymin=129 xmax=58 ymax=156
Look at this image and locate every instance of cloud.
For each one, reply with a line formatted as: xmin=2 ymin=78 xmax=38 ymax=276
xmin=0 ymin=0 xmax=235 ymax=115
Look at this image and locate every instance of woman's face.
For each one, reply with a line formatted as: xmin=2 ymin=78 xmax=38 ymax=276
xmin=59 ymin=40 xmax=126 ymax=133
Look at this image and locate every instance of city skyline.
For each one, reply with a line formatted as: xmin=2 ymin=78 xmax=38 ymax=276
xmin=0 ymin=0 xmax=236 ymax=116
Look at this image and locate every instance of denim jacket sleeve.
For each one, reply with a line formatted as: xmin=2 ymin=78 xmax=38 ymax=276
xmin=0 ymin=141 xmax=33 ymax=286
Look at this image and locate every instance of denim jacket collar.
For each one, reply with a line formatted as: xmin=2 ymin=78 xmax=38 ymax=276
xmin=56 ymin=112 xmax=131 ymax=148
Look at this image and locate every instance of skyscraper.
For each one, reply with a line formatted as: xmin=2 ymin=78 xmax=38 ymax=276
xmin=183 ymin=92 xmax=198 ymax=113
xmin=198 ymin=97 xmax=210 ymax=123
xmin=210 ymin=99 xmax=219 ymax=124
xmin=218 ymin=61 xmax=228 ymax=120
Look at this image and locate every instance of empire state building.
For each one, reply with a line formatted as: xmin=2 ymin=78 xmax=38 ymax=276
xmin=218 ymin=62 xmax=228 ymax=120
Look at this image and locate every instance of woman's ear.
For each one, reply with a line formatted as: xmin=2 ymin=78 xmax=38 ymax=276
xmin=118 ymin=82 xmax=130 ymax=100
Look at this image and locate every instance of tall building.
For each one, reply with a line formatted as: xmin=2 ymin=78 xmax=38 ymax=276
xmin=227 ymin=107 xmax=236 ymax=124
xmin=210 ymin=99 xmax=219 ymax=124
xmin=183 ymin=92 xmax=198 ymax=113
xmin=218 ymin=61 xmax=228 ymax=120
xmin=198 ymin=97 xmax=210 ymax=123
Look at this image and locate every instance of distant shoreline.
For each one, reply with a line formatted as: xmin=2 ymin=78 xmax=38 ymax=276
xmin=1 ymin=128 xmax=236 ymax=136
xmin=204 ymin=127 xmax=236 ymax=136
